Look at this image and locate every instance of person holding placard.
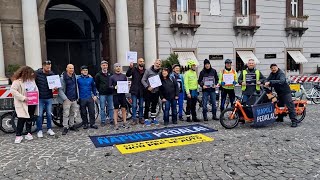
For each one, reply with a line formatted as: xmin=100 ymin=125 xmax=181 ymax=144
xmin=77 ymin=65 xmax=98 ymax=130
xmin=238 ymin=59 xmax=266 ymax=104
xmin=109 ymin=63 xmax=129 ymax=130
xmin=170 ymin=64 xmax=185 ymax=121
xmin=198 ymin=59 xmax=219 ymax=121
xmin=160 ymin=68 xmax=179 ymax=126
xmin=126 ymin=58 xmax=146 ymax=125
xmin=141 ymin=59 xmax=162 ymax=126
xmin=10 ymin=66 xmax=39 ymax=143
xmin=184 ymin=59 xmax=199 ymax=122
xmin=218 ymin=59 xmax=237 ymax=112
xmin=35 ymin=60 xmax=56 ymax=138
xmin=95 ymin=60 xmax=114 ymax=127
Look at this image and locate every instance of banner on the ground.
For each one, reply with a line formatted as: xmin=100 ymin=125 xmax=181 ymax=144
xmin=89 ymin=124 xmax=217 ymax=148
xmin=116 ymin=134 xmax=214 ymax=154
xmin=252 ymin=103 xmax=276 ymax=126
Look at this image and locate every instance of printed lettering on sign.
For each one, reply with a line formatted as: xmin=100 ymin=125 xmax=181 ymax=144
xmin=116 ymin=134 xmax=214 ymax=154
xmin=89 ymin=124 xmax=217 ymax=148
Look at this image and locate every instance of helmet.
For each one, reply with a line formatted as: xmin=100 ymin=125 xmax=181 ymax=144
xmin=225 ymin=59 xmax=232 ymax=64
xmin=187 ymin=59 xmax=197 ymax=68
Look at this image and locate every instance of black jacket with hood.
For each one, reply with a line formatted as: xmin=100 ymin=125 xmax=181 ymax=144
xmin=35 ymin=68 xmax=55 ymax=99
xmin=198 ymin=59 xmax=219 ymax=93
xmin=267 ymin=68 xmax=291 ymax=96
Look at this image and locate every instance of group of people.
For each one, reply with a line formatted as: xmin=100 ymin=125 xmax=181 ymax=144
xmin=10 ymin=57 xmax=299 ymax=144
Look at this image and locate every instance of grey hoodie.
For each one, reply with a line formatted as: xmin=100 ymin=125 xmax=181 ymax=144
xmin=141 ymin=65 xmax=161 ymax=93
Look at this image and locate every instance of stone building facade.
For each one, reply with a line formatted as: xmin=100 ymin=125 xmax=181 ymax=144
xmin=0 ymin=0 xmax=157 ymax=77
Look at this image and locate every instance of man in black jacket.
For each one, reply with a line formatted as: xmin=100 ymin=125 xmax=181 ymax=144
xmin=126 ymin=58 xmax=145 ymax=125
xmin=198 ymin=59 xmax=219 ymax=121
xmin=95 ymin=60 xmax=114 ymax=126
xmin=265 ymin=64 xmax=298 ymax=127
xmin=35 ymin=60 xmax=56 ymax=138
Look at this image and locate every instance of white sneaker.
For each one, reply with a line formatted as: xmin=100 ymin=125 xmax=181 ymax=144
xmin=25 ymin=133 xmax=33 ymax=140
xmin=37 ymin=130 xmax=43 ymax=138
xmin=14 ymin=136 xmax=23 ymax=144
xmin=47 ymin=129 xmax=55 ymax=136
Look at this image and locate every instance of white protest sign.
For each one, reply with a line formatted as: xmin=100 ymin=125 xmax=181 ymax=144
xmin=148 ymin=75 xmax=162 ymax=88
xmin=46 ymin=75 xmax=62 ymax=89
xmin=117 ymin=81 xmax=129 ymax=94
xmin=223 ymin=74 xmax=234 ymax=85
xmin=126 ymin=51 xmax=138 ymax=63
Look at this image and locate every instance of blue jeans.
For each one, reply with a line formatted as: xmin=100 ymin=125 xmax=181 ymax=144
xmin=163 ymin=100 xmax=177 ymax=123
xmin=37 ymin=99 xmax=53 ymax=131
xmin=99 ymin=95 xmax=114 ymax=123
xmin=131 ymin=95 xmax=144 ymax=121
xmin=178 ymin=92 xmax=184 ymax=118
xmin=202 ymin=91 xmax=217 ymax=119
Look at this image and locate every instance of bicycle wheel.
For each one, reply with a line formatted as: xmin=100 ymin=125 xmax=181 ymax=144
xmin=52 ymin=104 xmax=63 ymax=127
xmin=296 ymin=109 xmax=306 ymax=123
xmin=220 ymin=108 xmax=239 ymax=129
xmin=94 ymin=101 xmax=100 ymax=120
xmin=311 ymin=91 xmax=320 ymax=104
xmin=0 ymin=112 xmax=15 ymax=133
xmin=11 ymin=111 xmax=37 ymax=135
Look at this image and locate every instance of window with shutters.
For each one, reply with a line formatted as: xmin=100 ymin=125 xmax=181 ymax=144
xmin=234 ymin=0 xmax=260 ymax=36
xmin=170 ymin=0 xmax=200 ymax=34
xmin=285 ymin=0 xmax=308 ymax=36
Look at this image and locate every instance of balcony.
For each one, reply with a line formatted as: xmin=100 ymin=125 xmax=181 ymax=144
xmin=285 ymin=17 xmax=308 ymax=37
xmin=170 ymin=11 xmax=201 ymax=33
xmin=234 ymin=15 xmax=261 ymax=36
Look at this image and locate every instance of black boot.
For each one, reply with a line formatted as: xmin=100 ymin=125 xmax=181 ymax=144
xmin=192 ymin=116 xmax=200 ymax=122
xmin=186 ymin=117 xmax=192 ymax=122
xmin=212 ymin=114 xmax=219 ymax=121
xmin=291 ymin=119 xmax=298 ymax=127
xmin=83 ymin=124 xmax=88 ymax=129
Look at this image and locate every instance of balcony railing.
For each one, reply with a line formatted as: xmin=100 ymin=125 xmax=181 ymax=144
xmin=234 ymin=15 xmax=261 ymax=28
xmin=170 ymin=11 xmax=201 ymax=31
xmin=286 ymin=17 xmax=308 ymax=29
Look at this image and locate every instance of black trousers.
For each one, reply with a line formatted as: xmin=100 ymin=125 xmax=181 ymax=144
xmin=144 ymin=91 xmax=159 ymax=119
xmin=16 ymin=105 xmax=36 ymax=136
xmin=79 ymin=98 xmax=96 ymax=126
xmin=220 ymin=88 xmax=236 ymax=111
xmin=277 ymin=93 xmax=297 ymax=121
xmin=186 ymin=96 xmax=197 ymax=119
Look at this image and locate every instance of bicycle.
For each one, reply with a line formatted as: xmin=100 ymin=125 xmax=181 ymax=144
xmin=291 ymin=82 xmax=320 ymax=104
xmin=220 ymin=87 xmax=307 ymax=129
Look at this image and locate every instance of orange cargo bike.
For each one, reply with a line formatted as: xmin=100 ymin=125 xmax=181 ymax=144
xmin=219 ymin=87 xmax=307 ymax=129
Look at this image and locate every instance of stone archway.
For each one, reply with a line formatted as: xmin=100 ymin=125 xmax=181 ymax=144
xmin=38 ymin=0 xmax=116 ymax=72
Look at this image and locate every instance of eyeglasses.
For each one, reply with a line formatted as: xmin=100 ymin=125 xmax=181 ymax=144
xmin=44 ymin=60 xmax=51 ymax=65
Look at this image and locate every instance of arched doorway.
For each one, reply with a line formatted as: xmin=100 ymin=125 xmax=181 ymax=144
xmin=44 ymin=0 xmax=110 ymax=75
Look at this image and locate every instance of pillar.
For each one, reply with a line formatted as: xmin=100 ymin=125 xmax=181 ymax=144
xmin=0 ymin=22 xmax=8 ymax=85
xmin=115 ymin=0 xmax=130 ymax=66
xmin=144 ymin=0 xmax=157 ymax=68
xmin=21 ymin=0 xmax=42 ymax=69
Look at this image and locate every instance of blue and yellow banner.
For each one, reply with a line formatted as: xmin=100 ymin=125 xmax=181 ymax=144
xmin=116 ymin=134 xmax=214 ymax=154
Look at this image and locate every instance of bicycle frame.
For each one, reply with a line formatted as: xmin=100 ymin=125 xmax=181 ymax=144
xmin=299 ymin=84 xmax=319 ymax=99
xmin=229 ymin=100 xmax=254 ymax=122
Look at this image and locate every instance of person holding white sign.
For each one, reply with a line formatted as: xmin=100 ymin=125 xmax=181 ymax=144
xmin=218 ymin=59 xmax=237 ymax=112
xmin=77 ymin=66 xmax=98 ymax=130
xmin=109 ymin=63 xmax=129 ymax=130
xmin=126 ymin=58 xmax=146 ymax=125
xmin=198 ymin=59 xmax=219 ymax=121
xmin=141 ymin=59 xmax=162 ymax=126
xmin=10 ymin=66 xmax=39 ymax=143
xmin=35 ymin=60 xmax=56 ymax=138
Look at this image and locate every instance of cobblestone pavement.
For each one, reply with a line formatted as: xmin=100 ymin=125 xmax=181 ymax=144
xmin=0 ymin=104 xmax=319 ymax=180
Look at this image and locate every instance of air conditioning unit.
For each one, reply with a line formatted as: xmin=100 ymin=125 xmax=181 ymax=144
xmin=176 ymin=12 xmax=189 ymax=24
xmin=236 ymin=17 xmax=249 ymax=26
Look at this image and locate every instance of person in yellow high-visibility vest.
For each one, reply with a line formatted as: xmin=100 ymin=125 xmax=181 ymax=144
xmin=218 ymin=59 xmax=237 ymax=111
xmin=238 ymin=59 xmax=266 ymax=103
